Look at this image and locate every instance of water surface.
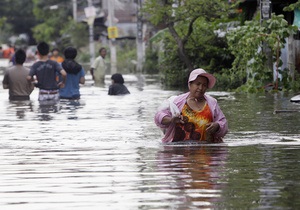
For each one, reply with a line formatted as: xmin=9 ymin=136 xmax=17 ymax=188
xmin=0 ymin=74 xmax=300 ymax=210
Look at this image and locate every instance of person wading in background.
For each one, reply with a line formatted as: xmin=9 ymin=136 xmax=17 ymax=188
xmin=108 ymin=73 xmax=130 ymax=95
xmin=27 ymin=42 xmax=67 ymax=102
xmin=59 ymin=46 xmax=85 ymax=100
xmin=2 ymin=49 xmax=34 ymax=101
xmin=90 ymin=47 xmax=107 ymax=87
xmin=50 ymin=48 xmax=64 ymax=64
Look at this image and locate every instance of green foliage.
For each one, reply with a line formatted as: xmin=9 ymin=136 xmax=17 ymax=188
xmin=116 ymin=40 xmax=137 ymax=74
xmin=143 ymin=0 xmax=234 ymax=88
xmin=0 ymin=0 xmax=36 ymax=44
xmin=0 ymin=17 xmax=7 ymax=28
xmin=0 ymin=21 xmax=13 ymax=44
xmin=32 ymin=21 xmax=56 ymax=42
xmin=227 ymin=14 xmax=297 ymax=92
xmin=279 ymin=69 xmax=300 ymax=92
xmin=214 ymin=69 xmax=244 ymax=91
xmin=144 ymin=0 xmax=229 ymax=27
xmin=283 ymin=1 xmax=300 ymax=12
xmin=148 ymin=19 xmax=234 ymax=88
xmin=162 ymin=65 xmax=189 ymax=88
xmin=59 ymin=18 xmax=89 ymax=50
xmin=290 ymin=76 xmax=300 ymax=92
xmin=143 ymin=47 xmax=159 ymax=74
xmin=32 ymin=0 xmax=73 ymax=44
xmin=76 ymin=51 xmax=90 ymax=64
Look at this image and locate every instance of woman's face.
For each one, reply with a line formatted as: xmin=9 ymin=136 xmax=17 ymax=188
xmin=189 ymin=76 xmax=208 ymax=98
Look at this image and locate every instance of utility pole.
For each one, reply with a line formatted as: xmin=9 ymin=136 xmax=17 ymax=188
xmin=136 ymin=0 xmax=143 ymax=73
xmin=107 ymin=0 xmax=117 ymax=74
xmin=260 ymin=0 xmax=274 ymax=85
xmin=260 ymin=0 xmax=271 ymax=25
xmin=85 ymin=0 xmax=96 ymax=65
xmin=72 ymin=0 xmax=77 ymax=21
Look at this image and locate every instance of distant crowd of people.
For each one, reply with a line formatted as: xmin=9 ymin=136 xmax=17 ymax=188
xmin=2 ymin=41 xmax=130 ymax=102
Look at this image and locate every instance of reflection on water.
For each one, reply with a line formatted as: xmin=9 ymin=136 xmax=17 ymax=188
xmin=217 ymin=145 xmax=300 ymax=209
xmin=221 ymin=92 xmax=300 ymax=146
xmin=37 ymin=101 xmax=60 ymax=121
xmin=155 ymin=145 xmax=228 ymax=209
xmin=0 ymin=74 xmax=300 ymax=209
xmin=6 ymin=100 xmax=34 ymax=119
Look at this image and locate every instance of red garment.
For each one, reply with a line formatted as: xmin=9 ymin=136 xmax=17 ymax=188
xmin=174 ymin=102 xmax=213 ymax=141
xmin=2 ymin=48 xmax=14 ymax=59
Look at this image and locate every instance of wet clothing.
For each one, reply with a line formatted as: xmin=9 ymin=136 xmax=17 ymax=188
xmin=91 ymin=55 xmax=106 ymax=85
xmin=59 ymin=70 xmax=85 ymax=99
xmin=29 ymin=60 xmax=63 ymax=101
xmin=59 ymin=59 xmax=85 ymax=99
xmin=2 ymin=65 xmax=34 ymax=101
xmin=174 ymin=102 xmax=213 ymax=141
xmin=154 ymin=92 xmax=228 ymax=143
xmin=38 ymin=89 xmax=59 ymax=101
xmin=108 ymin=83 xmax=130 ymax=95
xmin=62 ymin=59 xmax=82 ymax=75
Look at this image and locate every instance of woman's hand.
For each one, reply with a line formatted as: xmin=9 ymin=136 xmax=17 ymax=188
xmin=162 ymin=115 xmax=185 ymax=126
xmin=206 ymin=122 xmax=220 ymax=134
xmin=171 ymin=115 xmax=185 ymax=124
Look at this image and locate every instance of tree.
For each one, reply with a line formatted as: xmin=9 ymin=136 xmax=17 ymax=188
xmin=144 ymin=0 xmax=230 ymax=71
xmin=0 ymin=0 xmax=37 ymax=44
xmin=227 ymin=14 xmax=297 ymax=92
xmin=31 ymin=0 xmax=88 ymax=50
xmin=32 ymin=0 xmax=72 ymax=43
xmin=143 ymin=0 xmax=235 ymax=88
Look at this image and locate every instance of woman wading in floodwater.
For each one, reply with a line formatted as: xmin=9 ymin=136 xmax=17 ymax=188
xmin=154 ymin=68 xmax=228 ymax=143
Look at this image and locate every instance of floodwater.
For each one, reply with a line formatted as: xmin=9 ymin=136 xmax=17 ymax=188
xmin=1 ymin=74 xmax=300 ymax=210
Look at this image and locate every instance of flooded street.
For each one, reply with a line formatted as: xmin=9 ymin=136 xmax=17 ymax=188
xmin=1 ymin=74 xmax=300 ymax=210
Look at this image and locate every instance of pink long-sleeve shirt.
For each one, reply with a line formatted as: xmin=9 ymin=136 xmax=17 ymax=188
xmin=154 ymin=92 xmax=228 ymax=143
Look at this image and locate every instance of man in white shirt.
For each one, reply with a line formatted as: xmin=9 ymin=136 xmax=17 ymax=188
xmin=90 ymin=47 xmax=107 ymax=87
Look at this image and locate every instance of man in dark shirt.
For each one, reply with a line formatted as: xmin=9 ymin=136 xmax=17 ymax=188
xmin=27 ymin=42 xmax=67 ymax=101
